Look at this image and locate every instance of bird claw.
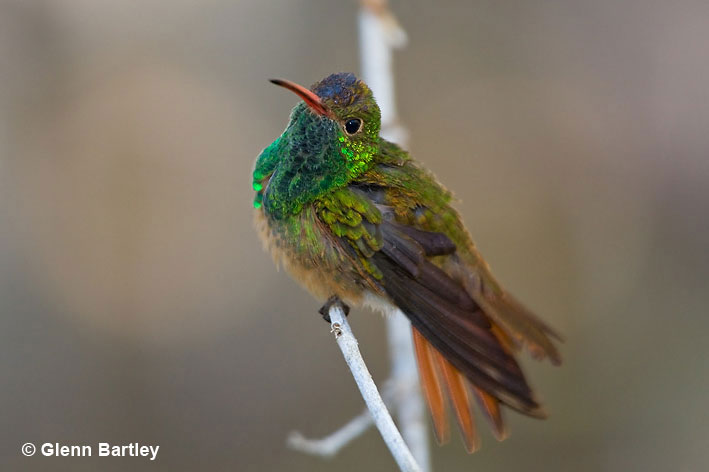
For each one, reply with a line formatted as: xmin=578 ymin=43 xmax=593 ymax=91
xmin=319 ymin=295 xmax=350 ymax=323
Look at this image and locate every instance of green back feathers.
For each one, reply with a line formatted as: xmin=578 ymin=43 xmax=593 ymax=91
xmin=315 ymin=188 xmax=384 ymax=279
xmin=251 ymin=71 xmax=475 ymax=272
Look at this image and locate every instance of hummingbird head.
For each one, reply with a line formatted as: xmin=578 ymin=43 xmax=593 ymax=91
xmin=253 ymin=73 xmax=382 ymax=218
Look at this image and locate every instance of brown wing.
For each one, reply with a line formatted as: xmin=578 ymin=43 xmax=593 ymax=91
xmin=371 ymin=221 xmax=552 ymax=450
xmin=374 ymin=222 xmax=544 ymax=413
xmin=318 ymin=184 xmax=559 ymax=450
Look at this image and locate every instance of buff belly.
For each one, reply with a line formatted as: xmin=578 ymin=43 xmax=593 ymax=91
xmin=253 ymin=207 xmax=372 ymax=306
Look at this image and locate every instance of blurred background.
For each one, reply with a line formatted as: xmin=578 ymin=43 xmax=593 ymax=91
xmin=1 ymin=1 xmax=708 ymax=471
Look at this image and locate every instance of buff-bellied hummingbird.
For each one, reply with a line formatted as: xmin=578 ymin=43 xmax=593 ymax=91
xmin=252 ymin=73 xmax=562 ymax=452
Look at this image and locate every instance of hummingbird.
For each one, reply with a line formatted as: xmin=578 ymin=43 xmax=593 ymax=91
xmin=253 ymin=72 xmax=562 ymax=452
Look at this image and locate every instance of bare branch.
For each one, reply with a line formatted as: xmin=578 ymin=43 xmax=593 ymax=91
xmin=288 ymin=2 xmax=430 ymax=470
xmin=287 ymin=381 xmax=397 ymax=457
xmin=386 ymin=311 xmax=430 ymax=470
xmin=326 ymin=304 xmax=421 ymax=472
xmin=359 ymin=2 xmax=430 ymax=470
xmin=287 ymin=408 xmax=375 ymax=458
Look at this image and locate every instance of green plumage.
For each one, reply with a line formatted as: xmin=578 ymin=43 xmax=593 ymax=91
xmin=252 ymin=73 xmax=561 ymax=434
xmin=253 ymin=73 xmax=471 ymax=278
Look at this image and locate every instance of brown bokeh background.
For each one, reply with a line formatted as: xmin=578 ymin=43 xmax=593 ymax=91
xmin=1 ymin=1 xmax=708 ymax=471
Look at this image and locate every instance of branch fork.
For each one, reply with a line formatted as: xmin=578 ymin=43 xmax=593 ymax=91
xmin=298 ymin=300 xmax=421 ymax=472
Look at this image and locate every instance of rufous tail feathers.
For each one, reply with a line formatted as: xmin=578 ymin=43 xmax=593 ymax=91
xmin=413 ymin=327 xmax=507 ymax=452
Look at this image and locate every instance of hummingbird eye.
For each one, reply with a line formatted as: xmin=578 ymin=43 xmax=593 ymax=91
xmin=344 ymin=118 xmax=362 ymax=135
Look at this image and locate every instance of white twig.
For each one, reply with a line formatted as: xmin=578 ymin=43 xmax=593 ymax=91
xmin=287 ymin=316 xmax=428 ymax=467
xmin=287 ymin=381 xmax=396 ymax=457
xmin=326 ymin=305 xmax=421 ymax=472
xmin=287 ymin=2 xmax=430 ymax=470
xmin=359 ymin=0 xmax=408 ymax=144
xmin=287 ymin=409 xmax=375 ymax=458
xmin=359 ymin=2 xmax=431 ymax=471
xmin=386 ymin=311 xmax=430 ymax=470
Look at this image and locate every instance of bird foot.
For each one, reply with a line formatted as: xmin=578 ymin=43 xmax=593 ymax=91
xmin=319 ymin=295 xmax=350 ymax=323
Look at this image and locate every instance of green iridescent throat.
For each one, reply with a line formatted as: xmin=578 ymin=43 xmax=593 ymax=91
xmin=252 ymin=102 xmax=380 ymax=218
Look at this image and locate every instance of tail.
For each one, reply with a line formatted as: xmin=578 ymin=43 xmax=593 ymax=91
xmin=413 ymin=327 xmax=511 ymax=451
xmin=462 ymin=264 xmax=564 ymax=366
xmin=374 ymin=222 xmax=561 ymax=451
xmin=412 ymin=324 xmax=517 ymax=452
